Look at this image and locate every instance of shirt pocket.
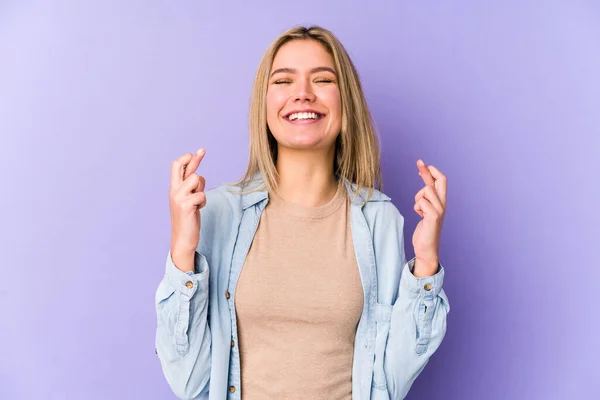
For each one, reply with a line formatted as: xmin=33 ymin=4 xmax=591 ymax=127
xmin=373 ymin=302 xmax=393 ymax=391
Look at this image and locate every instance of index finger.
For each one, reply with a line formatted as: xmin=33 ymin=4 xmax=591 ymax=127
xmin=170 ymin=152 xmax=193 ymax=186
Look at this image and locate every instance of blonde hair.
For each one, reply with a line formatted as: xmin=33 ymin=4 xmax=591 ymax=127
xmin=234 ymin=25 xmax=383 ymax=201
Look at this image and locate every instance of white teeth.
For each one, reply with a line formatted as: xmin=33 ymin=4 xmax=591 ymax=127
xmin=289 ymin=112 xmax=319 ymax=121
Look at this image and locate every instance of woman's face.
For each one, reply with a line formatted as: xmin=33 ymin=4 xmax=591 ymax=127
xmin=266 ymin=39 xmax=342 ymax=152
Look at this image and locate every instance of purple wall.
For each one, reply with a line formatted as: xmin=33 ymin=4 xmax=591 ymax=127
xmin=1 ymin=1 xmax=598 ymax=399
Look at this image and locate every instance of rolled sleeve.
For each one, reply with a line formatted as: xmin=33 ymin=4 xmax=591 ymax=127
xmin=155 ymin=251 xmax=213 ymax=394
xmin=156 ymin=250 xmax=211 ymax=357
xmin=399 ymin=257 xmax=449 ymax=356
xmin=401 ymin=257 xmax=445 ymax=298
xmin=163 ymin=251 xmax=210 ymax=300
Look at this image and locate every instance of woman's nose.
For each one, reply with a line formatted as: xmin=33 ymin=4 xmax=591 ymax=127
xmin=294 ymin=80 xmax=316 ymax=102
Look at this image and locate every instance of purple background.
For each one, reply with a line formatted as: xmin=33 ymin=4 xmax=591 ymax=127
xmin=1 ymin=1 xmax=599 ymax=399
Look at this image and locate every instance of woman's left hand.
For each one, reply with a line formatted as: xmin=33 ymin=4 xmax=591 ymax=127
xmin=412 ymin=159 xmax=447 ymax=277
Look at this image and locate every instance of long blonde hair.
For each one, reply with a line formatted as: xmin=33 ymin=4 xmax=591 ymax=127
xmin=235 ymin=25 xmax=383 ymax=201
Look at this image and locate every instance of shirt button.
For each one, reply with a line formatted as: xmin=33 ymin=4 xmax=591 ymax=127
xmin=424 ymin=283 xmax=432 ymax=291
xmin=229 ymin=386 xmax=236 ymax=393
xmin=231 ymin=339 xmax=235 ymax=347
xmin=185 ymin=281 xmax=194 ymax=289
xmin=225 ymin=291 xmax=231 ymax=299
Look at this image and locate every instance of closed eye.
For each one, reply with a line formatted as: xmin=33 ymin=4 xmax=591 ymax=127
xmin=273 ymin=79 xmax=334 ymax=85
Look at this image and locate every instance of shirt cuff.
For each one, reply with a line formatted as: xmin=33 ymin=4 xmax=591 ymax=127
xmin=401 ymin=257 xmax=445 ymax=297
xmin=165 ymin=250 xmax=210 ymax=299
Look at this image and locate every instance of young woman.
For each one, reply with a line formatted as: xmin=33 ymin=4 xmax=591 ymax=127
xmin=155 ymin=25 xmax=450 ymax=400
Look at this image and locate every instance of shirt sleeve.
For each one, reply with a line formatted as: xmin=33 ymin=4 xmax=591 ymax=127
xmin=154 ymin=250 xmax=212 ymax=399
xmin=378 ymin=256 xmax=450 ymax=399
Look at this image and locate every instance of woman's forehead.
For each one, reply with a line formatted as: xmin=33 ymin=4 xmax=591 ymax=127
xmin=271 ymin=40 xmax=335 ymax=70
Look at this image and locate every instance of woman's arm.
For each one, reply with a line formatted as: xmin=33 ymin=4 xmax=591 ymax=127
xmin=380 ymin=258 xmax=449 ymax=399
xmin=155 ymin=251 xmax=212 ymax=399
xmin=367 ymin=202 xmax=450 ymax=399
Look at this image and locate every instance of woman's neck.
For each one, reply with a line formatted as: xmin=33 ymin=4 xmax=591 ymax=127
xmin=274 ymin=146 xmax=338 ymax=207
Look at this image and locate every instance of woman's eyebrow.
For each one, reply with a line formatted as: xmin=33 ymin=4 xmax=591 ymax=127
xmin=270 ymin=66 xmax=336 ymax=78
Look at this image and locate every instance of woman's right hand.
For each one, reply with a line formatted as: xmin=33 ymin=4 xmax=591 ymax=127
xmin=169 ymin=148 xmax=207 ymax=272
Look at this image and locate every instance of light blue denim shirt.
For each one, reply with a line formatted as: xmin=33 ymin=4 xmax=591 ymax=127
xmin=155 ymin=174 xmax=450 ymax=400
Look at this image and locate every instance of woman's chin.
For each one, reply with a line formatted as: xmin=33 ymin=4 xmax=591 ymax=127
xmin=280 ymin=137 xmax=328 ymax=150
xmin=272 ymin=128 xmax=338 ymax=151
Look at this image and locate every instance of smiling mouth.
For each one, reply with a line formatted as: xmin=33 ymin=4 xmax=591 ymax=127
xmin=285 ymin=111 xmax=325 ymax=122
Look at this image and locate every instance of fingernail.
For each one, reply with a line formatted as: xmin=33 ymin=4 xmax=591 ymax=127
xmin=417 ymin=159 xmax=424 ymax=166
xmin=196 ymin=148 xmax=205 ymax=155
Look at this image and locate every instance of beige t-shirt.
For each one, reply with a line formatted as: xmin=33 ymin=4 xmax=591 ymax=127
xmin=234 ymin=183 xmax=364 ymax=399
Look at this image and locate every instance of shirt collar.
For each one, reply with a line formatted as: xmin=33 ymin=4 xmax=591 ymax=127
xmin=239 ymin=171 xmax=391 ymax=210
